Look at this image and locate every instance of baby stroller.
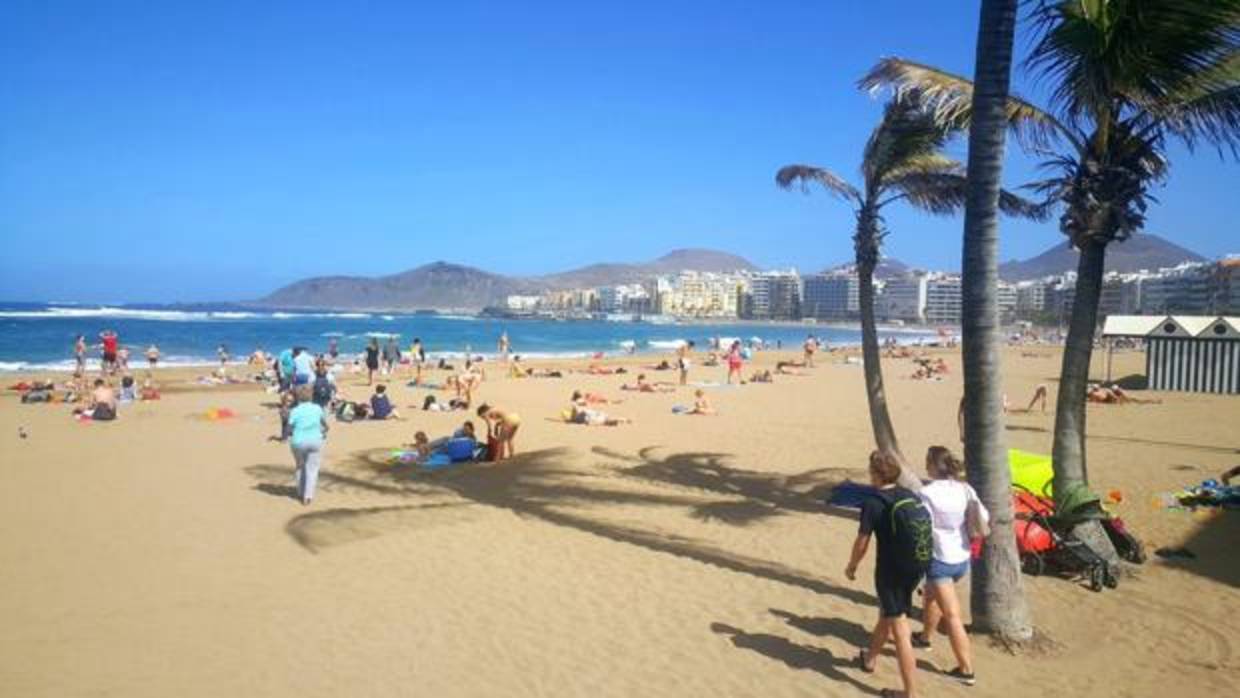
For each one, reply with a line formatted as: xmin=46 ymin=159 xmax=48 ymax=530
xmin=1012 ymin=484 xmax=1121 ymax=592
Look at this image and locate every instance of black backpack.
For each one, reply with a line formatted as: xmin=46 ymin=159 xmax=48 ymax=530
xmin=312 ymin=376 xmax=334 ymax=405
xmin=885 ymin=491 xmax=933 ymax=577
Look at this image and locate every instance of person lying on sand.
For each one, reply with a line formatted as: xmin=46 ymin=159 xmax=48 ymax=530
xmin=1222 ymin=465 xmax=1240 ymax=486
xmin=1086 ymin=383 xmax=1160 ymax=405
xmin=586 ymin=364 xmax=628 ymax=376
xmin=645 ymin=360 xmax=673 ymax=371
xmin=749 ymin=369 xmax=774 ymax=383
xmin=571 ymin=390 xmax=620 ymax=405
xmin=775 ymin=361 xmax=805 ymax=376
xmin=621 ymin=374 xmax=676 ymax=393
xmin=568 ymin=398 xmax=631 ymax=427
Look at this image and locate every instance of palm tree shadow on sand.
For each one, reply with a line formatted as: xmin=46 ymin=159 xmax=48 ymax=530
xmin=246 ymin=447 xmax=874 ymax=604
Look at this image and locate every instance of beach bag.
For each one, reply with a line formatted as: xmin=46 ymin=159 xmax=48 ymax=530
xmin=965 ymin=485 xmax=991 ymax=539
xmin=886 ymin=492 xmax=933 ymax=577
xmin=335 ymin=401 xmax=356 ymax=423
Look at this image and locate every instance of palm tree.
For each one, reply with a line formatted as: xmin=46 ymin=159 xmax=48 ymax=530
xmin=859 ymin=0 xmax=1240 ymax=530
xmin=957 ymin=0 xmax=1034 ymax=642
xmin=777 ymin=98 xmax=1038 ymax=468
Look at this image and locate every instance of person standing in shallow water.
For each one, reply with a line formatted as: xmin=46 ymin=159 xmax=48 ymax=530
xmin=74 ymin=335 xmax=87 ymax=376
xmin=287 ymin=384 xmax=328 ymax=506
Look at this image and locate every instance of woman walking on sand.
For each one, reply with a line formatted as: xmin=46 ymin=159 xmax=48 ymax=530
xmin=725 ymin=341 xmax=743 ymax=384
xmin=913 ymin=446 xmax=986 ymax=687
xmin=288 ymin=384 xmax=329 ymax=506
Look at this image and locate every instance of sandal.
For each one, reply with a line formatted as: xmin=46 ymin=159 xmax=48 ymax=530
xmin=911 ymin=632 xmax=932 ymax=650
xmin=946 ymin=667 xmax=977 ymax=686
xmin=856 ymin=649 xmax=875 ymax=674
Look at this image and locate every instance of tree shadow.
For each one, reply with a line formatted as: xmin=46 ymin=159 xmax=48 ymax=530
xmin=769 ymin=608 xmax=872 ymax=646
xmin=709 ymin=622 xmax=883 ymax=695
xmin=256 ymin=447 xmax=876 ymax=604
xmin=593 ymin=445 xmax=860 ymax=525
xmin=1161 ymin=510 xmax=1240 ymax=589
xmin=286 ymin=502 xmax=476 ymax=553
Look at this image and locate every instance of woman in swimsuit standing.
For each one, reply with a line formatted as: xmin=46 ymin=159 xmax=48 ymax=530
xmin=365 ymin=338 xmax=381 ymax=386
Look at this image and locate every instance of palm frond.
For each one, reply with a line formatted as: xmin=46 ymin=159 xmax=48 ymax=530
xmin=774 ymin=165 xmax=862 ymax=204
xmin=863 ymin=99 xmax=954 ymax=188
xmin=884 ymin=172 xmax=1047 ymax=220
xmin=859 ymin=57 xmax=1072 ymax=149
xmin=1027 ymin=0 xmax=1240 ymax=134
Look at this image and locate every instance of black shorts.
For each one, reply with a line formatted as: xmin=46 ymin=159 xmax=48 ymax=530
xmin=366 ymin=358 xmax=379 ymax=370
xmin=103 ymin=351 xmax=117 ymax=364
xmin=875 ymin=571 xmax=923 ymax=618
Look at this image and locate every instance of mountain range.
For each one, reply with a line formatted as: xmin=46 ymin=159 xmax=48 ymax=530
xmin=998 ymin=233 xmax=1204 ymax=281
xmin=256 ymin=249 xmax=757 ymax=311
xmin=255 ymin=235 xmax=1209 ymax=311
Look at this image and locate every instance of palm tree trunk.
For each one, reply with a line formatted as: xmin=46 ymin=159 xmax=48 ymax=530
xmin=959 ymin=0 xmax=1033 ymax=642
xmin=856 ymin=260 xmax=901 ymax=458
xmin=1051 ymin=239 xmax=1104 ymax=498
xmin=1051 ymin=238 xmax=1121 ymax=565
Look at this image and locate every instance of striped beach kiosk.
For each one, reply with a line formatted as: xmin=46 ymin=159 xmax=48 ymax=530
xmin=1102 ymin=315 xmax=1240 ymax=394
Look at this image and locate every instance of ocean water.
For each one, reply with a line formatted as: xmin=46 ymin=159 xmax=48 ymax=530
xmin=0 ymin=302 xmax=936 ymax=371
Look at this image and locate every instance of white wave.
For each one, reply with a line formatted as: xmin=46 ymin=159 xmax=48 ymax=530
xmin=271 ymin=312 xmax=296 ymax=319
xmin=363 ymin=332 xmax=401 ymax=339
xmin=0 ymin=355 xmax=226 ymax=372
xmin=381 ymin=315 xmax=395 ymax=321
xmin=647 ymin=339 xmax=687 ymax=349
xmin=207 ymin=311 xmax=258 ymax=319
xmin=320 ymin=332 xmax=346 ymax=337
xmin=436 ymin=314 xmax=477 ymax=322
xmin=324 ymin=312 xmax=372 ymax=319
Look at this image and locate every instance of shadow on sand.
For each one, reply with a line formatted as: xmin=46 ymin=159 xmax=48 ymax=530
xmin=247 ymin=447 xmax=874 ymax=604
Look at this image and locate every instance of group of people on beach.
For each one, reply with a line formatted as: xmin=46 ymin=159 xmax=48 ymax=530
xmin=847 ymin=446 xmax=989 ymax=697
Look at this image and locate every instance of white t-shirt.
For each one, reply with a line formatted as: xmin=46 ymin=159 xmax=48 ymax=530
xmin=919 ymin=479 xmax=989 ymax=565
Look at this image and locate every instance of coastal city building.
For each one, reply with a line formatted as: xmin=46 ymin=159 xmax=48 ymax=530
xmin=924 ymin=274 xmax=963 ymax=325
xmin=802 ymin=271 xmax=859 ymax=320
xmin=879 ymin=273 xmax=928 ymax=324
xmin=741 ymin=271 xmax=801 ymax=320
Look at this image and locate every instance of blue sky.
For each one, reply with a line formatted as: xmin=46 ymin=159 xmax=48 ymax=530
xmin=2 ymin=0 xmax=1237 ymax=302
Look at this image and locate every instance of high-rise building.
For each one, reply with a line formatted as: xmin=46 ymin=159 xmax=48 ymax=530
xmin=743 ymin=271 xmax=801 ymax=320
xmin=880 ymin=273 xmax=928 ymax=323
xmin=1141 ymin=262 xmax=1214 ymax=314
xmin=925 ymin=275 xmax=962 ymax=325
xmin=802 ymin=272 xmax=859 ymax=319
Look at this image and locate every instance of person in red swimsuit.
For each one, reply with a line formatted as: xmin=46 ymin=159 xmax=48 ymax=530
xmin=99 ymin=330 xmax=119 ymax=376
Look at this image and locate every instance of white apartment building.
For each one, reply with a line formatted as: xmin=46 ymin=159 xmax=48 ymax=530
xmin=881 ymin=273 xmax=928 ymax=323
xmin=925 ymin=274 xmax=962 ymax=325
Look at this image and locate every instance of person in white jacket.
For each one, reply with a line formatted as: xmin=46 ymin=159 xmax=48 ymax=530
xmin=913 ymin=446 xmax=989 ymax=687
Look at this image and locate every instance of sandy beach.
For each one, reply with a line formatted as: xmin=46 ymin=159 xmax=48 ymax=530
xmin=1 ymin=347 xmax=1237 ymax=697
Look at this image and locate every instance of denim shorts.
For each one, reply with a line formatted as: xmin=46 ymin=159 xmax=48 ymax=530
xmin=927 ymin=558 xmax=970 ymax=583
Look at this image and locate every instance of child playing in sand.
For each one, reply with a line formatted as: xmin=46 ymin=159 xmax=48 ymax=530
xmin=409 ymin=431 xmax=432 ymax=462
xmin=688 ymin=389 xmax=716 ymax=415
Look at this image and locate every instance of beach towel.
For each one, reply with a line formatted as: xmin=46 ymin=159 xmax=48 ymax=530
xmin=671 ymin=405 xmax=690 ymax=414
xmin=1009 ymin=449 xmax=1054 ymax=496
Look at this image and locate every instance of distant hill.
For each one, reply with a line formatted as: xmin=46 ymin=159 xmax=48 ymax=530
xmin=1000 ymin=234 xmax=1205 ymax=281
xmin=256 ymin=249 xmax=759 ymax=311
xmin=539 ymin=249 xmax=758 ymax=289
xmin=822 ymin=258 xmax=914 ymax=279
xmin=259 ymin=262 xmax=538 ymax=311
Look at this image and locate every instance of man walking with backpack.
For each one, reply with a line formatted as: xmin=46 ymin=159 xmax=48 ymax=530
xmin=845 ymin=450 xmax=932 ymax=698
